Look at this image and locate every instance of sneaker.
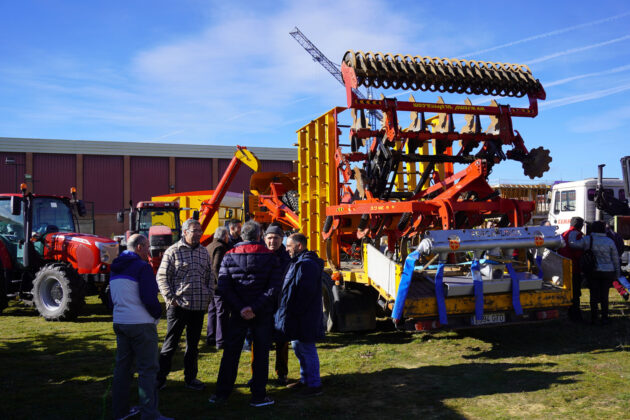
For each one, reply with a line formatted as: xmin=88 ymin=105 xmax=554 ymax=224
xmin=157 ymin=378 xmax=166 ymax=391
xmin=249 ymin=396 xmax=274 ymax=407
xmin=185 ymin=378 xmax=206 ymax=391
xmin=301 ymin=386 xmax=323 ymax=397
xmin=286 ymin=381 xmax=305 ymax=390
xmin=115 ymin=405 xmax=140 ymax=420
xmin=208 ymin=394 xmax=228 ymax=404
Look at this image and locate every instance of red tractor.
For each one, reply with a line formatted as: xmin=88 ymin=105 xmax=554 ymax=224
xmin=0 ymin=184 xmax=119 ymax=320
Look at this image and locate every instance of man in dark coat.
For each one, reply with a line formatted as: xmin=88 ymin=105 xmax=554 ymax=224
xmin=275 ymin=233 xmax=325 ymax=397
xmin=209 ymin=221 xmax=282 ymax=407
xmin=206 ymin=226 xmax=230 ymax=349
xmin=263 ymin=225 xmax=292 ymax=384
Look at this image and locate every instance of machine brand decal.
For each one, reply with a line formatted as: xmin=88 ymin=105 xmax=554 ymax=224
xmin=448 ymin=235 xmax=460 ymax=251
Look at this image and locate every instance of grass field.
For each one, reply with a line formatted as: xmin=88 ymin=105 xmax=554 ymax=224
xmin=2 ymin=292 xmax=630 ymax=420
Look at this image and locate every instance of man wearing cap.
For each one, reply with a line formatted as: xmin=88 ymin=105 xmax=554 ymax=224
xmin=264 ymin=225 xmax=292 ymax=385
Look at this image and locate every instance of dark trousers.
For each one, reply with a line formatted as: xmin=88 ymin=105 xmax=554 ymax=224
xmin=158 ymin=306 xmax=205 ymax=383
xmin=250 ymin=340 xmax=289 ymax=378
xmin=569 ymin=271 xmax=583 ymax=319
xmin=112 ymin=323 xmax=160 ymax=420
xmin=206 ymin=294 xmax=228 ymax=348
xmin=215 ymin=313 xmax=273 ymax=399
xmin=275 ymin=341 xmax=289 ymax=378
xmin=588 ymin=271 xmax=615 ymax=321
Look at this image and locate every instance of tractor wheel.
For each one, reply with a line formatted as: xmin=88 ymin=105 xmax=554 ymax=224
xmin=32 ymin=264 xmax=86 ymax=321
xmin=322 ymin=272 xmax=337 ymax=333
xmin=281 ymin=190 xmax=300 ymax=213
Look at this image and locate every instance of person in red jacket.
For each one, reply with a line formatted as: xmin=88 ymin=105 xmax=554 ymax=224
xmin=558 ymin=217 xmax=585 ymax=322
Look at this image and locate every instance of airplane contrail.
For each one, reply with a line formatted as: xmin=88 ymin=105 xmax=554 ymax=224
xmin=461 ymin=11 xmax=630 ymax=57
xmin=545 ymin=64 xmax=630 ymax=87
xmin=527 ymin=34 xmax=630 ymax=65
xmin=542 ymin=82 xmax=630 ymax=109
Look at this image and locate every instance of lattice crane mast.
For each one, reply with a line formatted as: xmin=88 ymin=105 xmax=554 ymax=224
xmin=289 ymin=26 xmax=381 ymax=128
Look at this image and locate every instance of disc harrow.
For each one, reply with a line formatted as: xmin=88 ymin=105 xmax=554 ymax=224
xmin=342 ymin=50 xmax=544 ymax=99
xmin=310 ymin=49 xmax=556 ymax=266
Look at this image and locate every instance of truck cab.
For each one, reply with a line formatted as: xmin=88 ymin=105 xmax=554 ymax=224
xmin=548 ymin=178 xmax=626 ymax=233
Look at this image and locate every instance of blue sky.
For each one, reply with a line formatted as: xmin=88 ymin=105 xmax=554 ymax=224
xmin=1 ymin=0 xmax=629 ymax=184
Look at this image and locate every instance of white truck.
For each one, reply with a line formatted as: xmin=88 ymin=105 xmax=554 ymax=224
xmin=548 ymin=157 xmax=630 ymax=274
xmin=548 ymin=177 xmax=626 ymax=233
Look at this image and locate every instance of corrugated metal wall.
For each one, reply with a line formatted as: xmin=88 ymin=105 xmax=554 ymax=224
xmin=130 ymin=156 xmax=169 ymax=204
xmin=33 ymin=153 xmax=76 ymax=196
xmin=0 ymin=152 xmax=26 ymax=192
xmin=84 ymin=155 xmax=124 ymax=213
xmin=176 ymin=158 xmax=213 ymax=192
xmin=218 ymin=159 xmax=254 ymax=194
xmin=259 ymin=160 xmax=294 ymax=173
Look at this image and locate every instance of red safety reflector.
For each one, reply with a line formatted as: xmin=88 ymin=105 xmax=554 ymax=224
xmin=536 ymin=309 xmax=559 ymax=320
xmin=415 ymin=320 xmax=440 ymax=331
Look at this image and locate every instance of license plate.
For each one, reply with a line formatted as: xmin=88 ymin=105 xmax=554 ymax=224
xmin=471 ymin=313 xmax=506 ymax=326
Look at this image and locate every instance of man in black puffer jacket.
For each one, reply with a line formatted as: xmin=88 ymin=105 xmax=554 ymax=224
xmin=209 ymin=221 xmax=281 ymax=407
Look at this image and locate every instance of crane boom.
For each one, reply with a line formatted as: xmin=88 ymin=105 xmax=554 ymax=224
xmin=289 ymin=26 xmax=382 ymax=124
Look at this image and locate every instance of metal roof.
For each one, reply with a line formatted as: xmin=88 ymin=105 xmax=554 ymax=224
xmin=0 ymin=137 xmax=296 ymax=161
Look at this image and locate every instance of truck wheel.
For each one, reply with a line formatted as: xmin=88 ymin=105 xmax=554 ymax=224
xmin=322 ymin=273 xmax=337 ymax=332
xmin=32 ymin=264 xmax=86 ymax=321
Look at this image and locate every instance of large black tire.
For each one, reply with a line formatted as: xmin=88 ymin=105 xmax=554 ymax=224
xmin=32 ymin=264 xmax=86 ymax=321
xmin=322 ymin=272 xmax=337 ymax=332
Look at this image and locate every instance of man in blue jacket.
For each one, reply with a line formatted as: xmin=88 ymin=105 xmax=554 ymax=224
xmin=209 ymin=221 xmax=282 ymax=407
xmin=275 ymin=233 xmax=325 ymax=397
xmin=110 ymin=234 xmax=170 ymax=420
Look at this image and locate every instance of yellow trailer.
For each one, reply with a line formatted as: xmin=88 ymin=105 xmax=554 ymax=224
xmin=295 ymin=108 xmax=573 ymax=332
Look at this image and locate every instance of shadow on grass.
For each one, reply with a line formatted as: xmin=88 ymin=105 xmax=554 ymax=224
xmin=0 ymin=331 xmax=116 ymax=420
xmin=202 ymin=361 xmax=579 ymax=420
xmin=457 ymin=305 xmax=630 ymax=360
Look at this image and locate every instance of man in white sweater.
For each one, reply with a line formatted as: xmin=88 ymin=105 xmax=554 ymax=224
xmin=110 ymin=234 xmax=170 ymax=420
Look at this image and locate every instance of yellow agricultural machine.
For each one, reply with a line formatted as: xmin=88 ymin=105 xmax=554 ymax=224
xmin=254 ymin=51 xmax=572 ymax=331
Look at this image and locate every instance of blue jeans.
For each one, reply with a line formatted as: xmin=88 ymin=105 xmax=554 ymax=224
xmin=112 ymin=323 xmax=160 ymax=420
xmin=291 ymin=340 xmax=321 ymax=387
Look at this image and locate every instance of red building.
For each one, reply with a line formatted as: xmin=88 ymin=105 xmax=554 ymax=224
xmin=0 ymin=137 xmax=295 ymax=236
